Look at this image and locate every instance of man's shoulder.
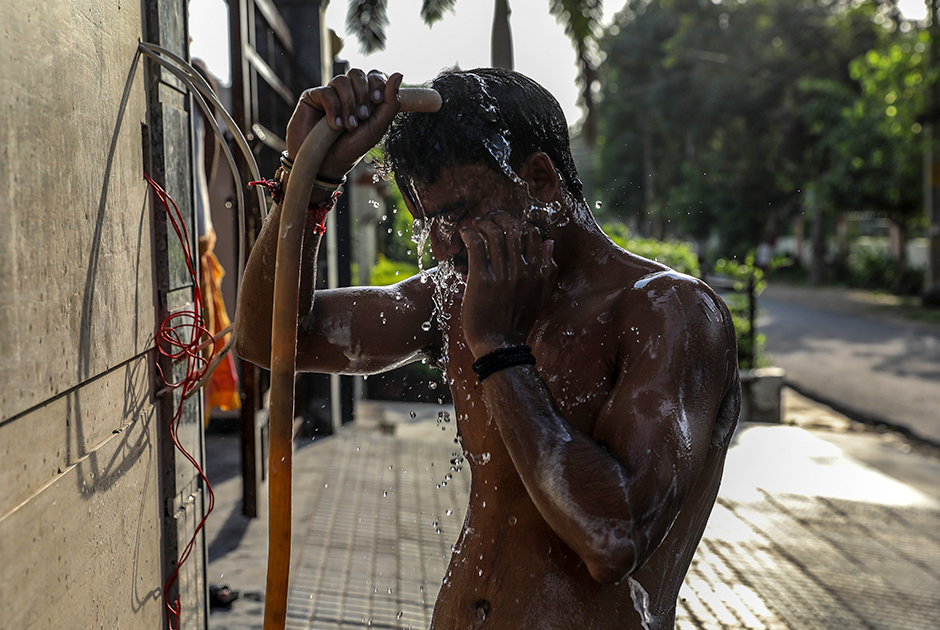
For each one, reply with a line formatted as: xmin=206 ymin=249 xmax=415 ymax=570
xmin=630 ymin=268 xmax=719 ymax=307
xmin=597 ymin=248 xmax=714 ymax=303
xmin=605 ymin=256 xmax=731 ymax=335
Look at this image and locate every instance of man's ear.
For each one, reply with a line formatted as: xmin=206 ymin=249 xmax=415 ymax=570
xmin=518 ymin=152 xmax=559 ymax=203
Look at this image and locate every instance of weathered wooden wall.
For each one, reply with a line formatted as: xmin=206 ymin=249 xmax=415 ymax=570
xmin=0 ymin=1 xmax=206 ymax=628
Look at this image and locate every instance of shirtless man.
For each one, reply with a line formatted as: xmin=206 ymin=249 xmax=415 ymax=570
xmin=235 ymin=67 xmax=740 ymax=630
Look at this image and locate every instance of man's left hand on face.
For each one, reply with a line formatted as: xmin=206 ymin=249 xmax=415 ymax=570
xmin=459 ymin=212 xmax=556 ymax=358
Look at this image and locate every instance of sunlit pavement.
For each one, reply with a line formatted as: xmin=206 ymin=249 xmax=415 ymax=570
xmin=677 ymin=422 xmax=939 ymax=630
xmin=205 ymin=393 xmax=940 ymax=629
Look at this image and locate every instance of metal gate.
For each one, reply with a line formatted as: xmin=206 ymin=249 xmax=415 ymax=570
xmin=228 ymin=0 xmax=309 ymax=517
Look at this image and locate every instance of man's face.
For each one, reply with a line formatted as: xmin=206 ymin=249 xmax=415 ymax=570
xmin=405 ymin=164 xmax=529 ymax=276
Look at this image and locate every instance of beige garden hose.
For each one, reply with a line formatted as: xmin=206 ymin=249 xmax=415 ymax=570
xmin=264 ymin=88 xmax=442 ymax=630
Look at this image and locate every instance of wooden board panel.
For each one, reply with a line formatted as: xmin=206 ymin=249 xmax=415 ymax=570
xmin=0 ymin=399 xmax=164 ymax=630
xmin=0 ymin=355 xmax=155 ymax=518
xmin=0 ymin=0 xmax=152 ymax=421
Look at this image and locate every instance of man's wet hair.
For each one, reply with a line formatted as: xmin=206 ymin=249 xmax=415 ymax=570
xmin=383 ymin=67 xmax=584 ymax=204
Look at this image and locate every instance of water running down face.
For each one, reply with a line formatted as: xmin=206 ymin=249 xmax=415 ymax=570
xmin=399 ymin=158 xmax=562 ymax=379
xmin=404 ymin=160 xmax=567 ymax=279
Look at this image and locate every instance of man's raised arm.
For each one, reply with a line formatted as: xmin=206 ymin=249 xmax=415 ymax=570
xmin=234 ymin=70 xmax=436 ymax=374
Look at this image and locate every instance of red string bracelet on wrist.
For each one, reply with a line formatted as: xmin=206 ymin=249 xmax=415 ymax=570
xmin=249 ymin=174 xmax=343 ymax=235
xmin=248 ymin=176 xmax=284 ymax=205
xmin=307 ymin=190 xmax=342 ymax=234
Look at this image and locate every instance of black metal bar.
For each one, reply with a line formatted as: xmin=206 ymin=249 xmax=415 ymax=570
xmin=229 ymin=0 xmax=263 ymax=520
xmin=746 ymin=272 xmax=756 ymax=370
xmin=256 ymin=0 xmax=294 ymax=54
xmin=245 ymin=45 xmax=294 ymax=104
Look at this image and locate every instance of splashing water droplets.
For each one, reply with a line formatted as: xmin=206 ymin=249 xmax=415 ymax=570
xmin=427 ymin=259 xmax=465 ymax=376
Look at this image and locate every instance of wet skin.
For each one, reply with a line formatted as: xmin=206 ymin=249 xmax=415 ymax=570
xmin=235 ymin=70 xmax=741 ymax=629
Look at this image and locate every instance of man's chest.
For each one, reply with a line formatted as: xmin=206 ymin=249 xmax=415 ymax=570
xmin=528 ymin=315 xmax=620 ymax=434
xmin=442 ymin=297 xmax=621 ymax=444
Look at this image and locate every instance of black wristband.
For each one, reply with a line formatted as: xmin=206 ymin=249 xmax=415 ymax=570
xmin=471 ymin=346 xmax=536 ymax=382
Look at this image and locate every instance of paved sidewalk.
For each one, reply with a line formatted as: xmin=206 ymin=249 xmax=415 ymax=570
xmin=204 ymin=393 xmax=940 ymax=629
xmin=760 ymin=283 xmax=940 ymax=446
xmin=761 ymin=283 xmax=940 ymax=331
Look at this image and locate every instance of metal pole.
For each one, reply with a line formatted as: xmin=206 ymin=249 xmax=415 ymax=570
xmin=230 ymin=0 xmax=263 ymax=519
xmin=747 ymin=272 xmax=756 ymax=370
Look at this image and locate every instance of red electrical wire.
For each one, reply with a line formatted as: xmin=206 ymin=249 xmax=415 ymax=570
xmin=144 ymin=173 xmax=217 ymax=630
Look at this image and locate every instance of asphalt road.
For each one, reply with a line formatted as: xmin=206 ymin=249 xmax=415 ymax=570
xmin=757 ymin=285 xmax=940 ymax=444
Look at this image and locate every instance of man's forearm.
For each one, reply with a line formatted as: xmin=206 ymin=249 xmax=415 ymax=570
xmin=234 ymin=191 xmax=326 ymax=366
xmin=481 ymin=365 xmax=655 ymax=583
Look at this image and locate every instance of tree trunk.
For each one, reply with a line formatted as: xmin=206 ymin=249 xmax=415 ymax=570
xmin=890 ymin=219 xmax=908 ymax=294
xmin=810 ymin=193 xmax=827 ymax=286
xmin=491 ymin=0 xmax=513 ymax=69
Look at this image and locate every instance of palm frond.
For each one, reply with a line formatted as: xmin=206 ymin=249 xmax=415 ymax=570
xmin=547 ymin=0 xmax=603 ymax=144
xmin=421 ymin=0 xmax=458 ymax=26
xmin=547 ymin=0 xmax=603 ymax=53
xmin=346 ymin=0 xmax=390 ymax=54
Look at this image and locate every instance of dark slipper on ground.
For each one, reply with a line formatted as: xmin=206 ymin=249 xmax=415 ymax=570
xmin=209 ymin=584 xmax=240 ymax=608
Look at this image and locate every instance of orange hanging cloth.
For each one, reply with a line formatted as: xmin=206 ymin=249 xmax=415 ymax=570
xmin=199 ymin=229 xmax=241 ymax=419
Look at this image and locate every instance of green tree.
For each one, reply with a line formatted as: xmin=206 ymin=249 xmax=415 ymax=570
xmin=843 ymin=33 xmax=929 ymax=259
xmin=594 ymin=0 xmax=916 ymax=263
xmin=775 ymin=16 xmax=928 ymax=287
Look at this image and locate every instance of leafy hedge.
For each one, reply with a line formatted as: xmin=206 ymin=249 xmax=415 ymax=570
xmin=370 ymin=254 xmax=420 ymax=286
xmin=847 ymin=246 xmax=923 ymax=296
xmin=601 ymin=223 xmax=701 ymax=277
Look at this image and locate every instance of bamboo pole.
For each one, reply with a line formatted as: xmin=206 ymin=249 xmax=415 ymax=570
xmin=263 ymin=88 xmax=442 ymax=630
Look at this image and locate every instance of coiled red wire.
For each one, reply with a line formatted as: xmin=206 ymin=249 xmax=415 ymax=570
xmin=145 ymin=173 xmax=217 ymax=629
